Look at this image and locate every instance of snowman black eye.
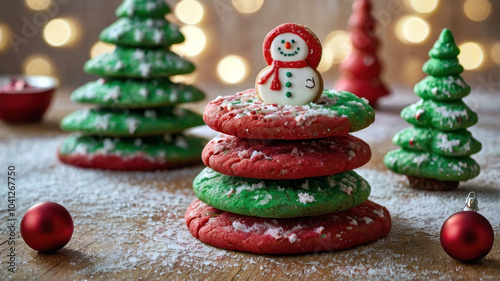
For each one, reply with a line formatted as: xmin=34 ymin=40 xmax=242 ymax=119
xmin=281 ymin=40 xmax=285 ymax=44
xmin=291 ymin=39 xmax=295 ymax=44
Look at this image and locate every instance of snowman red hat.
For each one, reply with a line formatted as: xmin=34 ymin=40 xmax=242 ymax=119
xmin=256 ymin=23 xmax=324 ymax=106
xmin=262 ymin=23 xmax=322 ymax=68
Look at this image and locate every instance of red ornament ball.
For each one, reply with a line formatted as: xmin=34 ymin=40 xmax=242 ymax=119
xmin=20 ymin=202 xmax=74 ymax=252
xmin=440 ymin=211 xmax=494 ymax=263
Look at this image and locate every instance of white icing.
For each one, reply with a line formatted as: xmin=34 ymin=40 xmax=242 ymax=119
xmin=133 ymin=49 xmax=146 ymax=60
xmin=94 ymin=114 xmax=112 ymax=130
xmin=257 ymin=66 xmax=321 ymax=106
xmin=297 ymin=192 xmax=315 ymax=204
xmin=139 ymin=63 xmax=152 ymax=77
xmin=104 ymin=86 xmax=121 ymax=102
xmin=270 ymin=33 xmax=308 ymax=62
xmin=125 ymin=117 xmax=140 ymax=134
xmin=437 ymin=133 xmax=460 ymax=153
xmin=139 ymin=87 xmax=148 ymax=98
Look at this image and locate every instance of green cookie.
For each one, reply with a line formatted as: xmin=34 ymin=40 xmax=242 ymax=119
xmin=71 ymin=78 xmax=205 ymax=108
xmin=193 ymin=168 xmax=371 ymax=218
xmin=59 ymin=133 xmax=206 ymax=165
xmin=100 ymin=18 xmax=184 ymax=47
xmin=115 ymin=0 xmax=170 ymax=19
xmin=84 ymin=47 xmax=194 ymax=78
xmin=414 ymin=75 xmax=470 ymax=101
xmin=393 ymin=127 xmax=481 ymax=157
xmin=428 ymin=29 xmax=460 ymax=59
xmin=61 ymin=107 xmax=204 ymax=137
xmin=323 ymin=90 xmax=375 ymax=132
xmin=401 ymin=99 xmax=478 ymax=131
xmin=384 ymin=149 xmax=480 ymax=182
xmin=423 ymin=58 xmax=464 ymax=77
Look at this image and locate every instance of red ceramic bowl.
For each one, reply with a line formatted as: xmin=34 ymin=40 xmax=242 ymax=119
xmin=0 ymin=75 xmax=59 ymax=124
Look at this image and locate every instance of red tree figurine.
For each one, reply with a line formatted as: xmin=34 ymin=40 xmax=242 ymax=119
xmin=336 ymin=0 xmax=389 ymax=107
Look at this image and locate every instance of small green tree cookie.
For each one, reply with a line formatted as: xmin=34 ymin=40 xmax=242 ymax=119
xmin=384 ymin=29 xmax=481 ymax=190
xmin=58 ymin=0 xmax=206 ymax=170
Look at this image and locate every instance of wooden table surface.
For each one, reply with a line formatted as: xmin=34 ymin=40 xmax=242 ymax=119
xmin=1 ymin=88 xmax=499 ymax=280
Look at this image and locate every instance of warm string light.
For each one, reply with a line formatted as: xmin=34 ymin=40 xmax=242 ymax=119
xmin=458 ymin=42 xmax=485 ymax=70
xmin=175 ymin=0 xmax=204 ymax=25
xmin=232 ymin=0 xmax=264 ymax=14
xmin=43 ymin=18 xmax=81 ymax=47
xmin=406 ymin=0 xmax=439 ymax=14
xmin=395 ymin=16 xmax=430 ymax=44
xmin=23 ymin=55 xmax=56 ymax=76
xmin=317 ymin=30 xmax=352 ymax=73
xmin=463 ymin=0 xmax=491 ymax=22
xmin=24 ymin=0 xmax=52 ymax=11
xmin=171 ymin=26 xmax=207 ymax=57
xmin=90 ymin=42 xmax=115 ymax=59
xmin=491 ymin=42 xmax=500 ymax=66
xmin=0 ymin=23 xmax=10 ymax=53
xmin=216 ymin=55 xmax=249 ymax=84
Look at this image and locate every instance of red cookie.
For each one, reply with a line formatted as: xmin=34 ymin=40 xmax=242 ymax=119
xmin=185 ymin=199 xmax=391 ymax=254
xmin=202 ymin=134 xmax=371 ymax=179
xmin=203 ymin=89 xmax=374 ymax=140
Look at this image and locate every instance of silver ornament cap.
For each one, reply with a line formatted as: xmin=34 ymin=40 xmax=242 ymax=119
xmin=463 ymin=191 xmax=479 ymax=212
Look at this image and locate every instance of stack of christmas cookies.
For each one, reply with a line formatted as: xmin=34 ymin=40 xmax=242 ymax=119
xmin=58 ymin=0 xmax=206 ymax=170
xmin=185 ymin=23 xmax=391 ymax=254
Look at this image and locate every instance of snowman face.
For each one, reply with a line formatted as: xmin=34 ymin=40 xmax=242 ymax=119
xmin=270 ymin=33 xmax=308 ymax=62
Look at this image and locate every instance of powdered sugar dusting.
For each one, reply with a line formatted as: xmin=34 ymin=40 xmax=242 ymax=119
xmin=1 ymin=98 xmax=499 ymax=281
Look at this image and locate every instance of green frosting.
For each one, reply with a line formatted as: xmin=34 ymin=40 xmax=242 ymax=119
xmin=100 ymin=18 xmax=184 ymax=47
xmin=84 ymin=47 xmax=195 ymax=78
xmin=414 ymin=75 xmax=470 ymax=101
xmin=115 ymin=0 xmax=170 ymax=19
xmin=401 ymin=99 xmax=477 ymax=131
xmin=393 ymin=127 xmax=481 ymax=157
xmin=384 ymin=149 xmax=480 ymax=181
xmin=59 ymin=133 xmax=206 ymax=161
xmin=384 ymin=28 xmax=481 ymax=183
xmin=61 ymin=107 xmax=204 ymax=137
xmin=193 ymin=168 xmax=371 ymax=218
xmin=71 ymin=78 xmax=204 ymax=108
xmin=428 ymin=29 xmax=461 ymax=59
xmin=322 ymin=90 xmax=375 ymax=132
xmin=423 ymin=58 xmax=464 ymax=77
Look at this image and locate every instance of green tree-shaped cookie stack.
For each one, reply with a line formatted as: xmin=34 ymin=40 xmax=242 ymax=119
xmin=58 ymin=0 xmax=206 ymax=170
xmin=384 ymin=28 xmax=481 ymax=190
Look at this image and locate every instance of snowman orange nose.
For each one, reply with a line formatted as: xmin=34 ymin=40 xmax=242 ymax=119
xmin=285 ymin=42 xmax=291 ymax=49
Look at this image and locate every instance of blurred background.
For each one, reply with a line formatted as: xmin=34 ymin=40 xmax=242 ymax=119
xmin=0 ymin=0 xmax=498 ymax=101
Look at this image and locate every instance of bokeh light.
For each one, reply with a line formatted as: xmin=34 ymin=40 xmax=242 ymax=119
xmin=25 ymin=0 xmax=52 ymax=11
xmin=216 ymin=55 xmax=249 ymax=84
xmin=23 ymin=55 xmax=56 ymax=76
xmin=0 ymin=24 xmax=11 ymax=53
xmin=491 ymin=42 xmax=500 ymax=65
xmin=464 ymin=0 xmax=491 ymax=22
xmin=43 ymin=18 xmax=80 ymax=47
xmin=317 ymin=30 xmax=352 ymax=73
xmin=171 ymin=26 xmax=206 ymax=57
xmin=395 ymin=16 xmax=430 ymax=44
xmin=401 ymin=57 xmax=425 ymax=86
xmin=175 ymin=0 xmax=204 ymax=25
xmin=232 ymin=0 xmax=264 ymax=14
xmin=458 ymin=42 xmax=485 ymax=70
xmin=171 ymin=72 xmax=198 ymax=84
xmin=90 ymin=42 xmax=115 ymax=59
xmin=407 ymin=0 xmax=439 ymax=14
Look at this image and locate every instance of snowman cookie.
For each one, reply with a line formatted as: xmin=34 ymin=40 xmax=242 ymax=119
xmin=256 ymin=23 xmax=324 ymax=105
